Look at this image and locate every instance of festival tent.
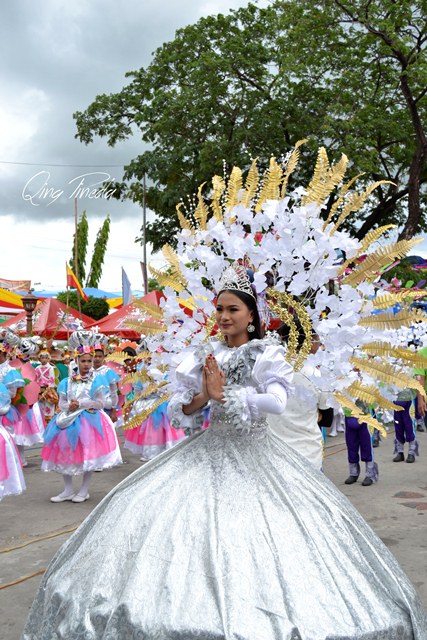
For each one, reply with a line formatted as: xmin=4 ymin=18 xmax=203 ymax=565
xmin=0 ymin=288 xmax=24 ymax=316
xmin=86 ymin=290 xmax=165 ymax=339
xmin=0 ymin=298 xmax=94 ymax=340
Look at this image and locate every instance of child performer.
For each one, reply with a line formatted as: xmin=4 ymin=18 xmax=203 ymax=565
xmin=0 ymin=382 xmax=26 ymax=500
xmin=123 ymin=362 xmax=186 ymax=461
xmin=41 ymin=340 xmax=122 ymax=503
xmin=34 ymin=347 xmax=58 ymax=424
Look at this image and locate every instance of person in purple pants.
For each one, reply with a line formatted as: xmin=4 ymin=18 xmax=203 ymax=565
xmin=393 ymin=389 xmax=419 ymax=464
xmin=344 ymin=413 xmax=378 ymax=487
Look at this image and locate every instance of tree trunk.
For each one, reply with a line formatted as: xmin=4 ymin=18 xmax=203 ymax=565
xmin=399 ymin=143 xmax=427 ymax=239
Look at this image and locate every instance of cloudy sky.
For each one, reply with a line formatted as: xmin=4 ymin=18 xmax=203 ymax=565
xmin=0 ymin=0 xmax=261 ymax=294
xmin=2 ymin=0 xmax=425 ymax=297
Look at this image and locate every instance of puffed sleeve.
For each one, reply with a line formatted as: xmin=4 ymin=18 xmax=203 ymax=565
xmin=0 ymin=382 xmax=11 ymax=416
xmin=221 ymin=344 xmax=294 ymax=432
xmin=251 ymin=345 xmax=294 ymax=394
xmin=167 ymin=350 xmax=205 ymax=431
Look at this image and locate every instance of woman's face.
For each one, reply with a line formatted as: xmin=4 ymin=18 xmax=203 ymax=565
xmin=216 ymin=291 xmax=254 ymax=344
xmin=78 ymin=354 xmax=93 ymax=375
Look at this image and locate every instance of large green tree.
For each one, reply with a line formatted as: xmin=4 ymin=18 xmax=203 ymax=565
xmin=74 ymin=0 xmax=427 ymax=250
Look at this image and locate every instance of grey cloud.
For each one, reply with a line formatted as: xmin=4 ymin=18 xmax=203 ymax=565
xmin=0 ymin=0 xmax=250 ymax=224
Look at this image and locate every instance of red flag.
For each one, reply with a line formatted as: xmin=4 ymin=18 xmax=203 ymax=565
xmin=66 ymin=263 xmax=88 ymax=301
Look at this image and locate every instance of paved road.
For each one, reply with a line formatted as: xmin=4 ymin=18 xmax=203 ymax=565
xmin=1 ymin=427 xmax=426 ymax=639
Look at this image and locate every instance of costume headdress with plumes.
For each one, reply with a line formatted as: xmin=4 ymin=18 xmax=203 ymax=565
xmin=0 ymin=328 xmax=21 ymax=353
xmin=123 ymin=142 xmax=425 ymax=435
xmin=68 ymin=330 xmax=98 ymax=357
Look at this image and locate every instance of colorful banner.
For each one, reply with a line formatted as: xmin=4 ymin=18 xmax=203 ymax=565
xmin=0 ymin=278 xmax=31 ymax=292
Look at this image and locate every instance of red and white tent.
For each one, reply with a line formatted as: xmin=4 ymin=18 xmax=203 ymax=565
xmin=86 ymin=290 xmax=165 ymax=340
xmin=0 ymin=298 xmax=94 ymax=340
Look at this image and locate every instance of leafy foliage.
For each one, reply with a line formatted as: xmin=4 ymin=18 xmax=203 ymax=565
xmin=74 ymin=0 xmax=427 ymax=249
xmin=69 ymin=211 xmax=111 ymax=288
xmin=86 ymin=216 xmax=111 ymax=287
xmin=70 ymin=211 xmax=89 ymax=282
xmin=56 ymin=292 xmax=109 ymax=320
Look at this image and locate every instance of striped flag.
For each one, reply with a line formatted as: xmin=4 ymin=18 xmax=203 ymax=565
xmin=66 ymin=263 xmax=88 ymax=301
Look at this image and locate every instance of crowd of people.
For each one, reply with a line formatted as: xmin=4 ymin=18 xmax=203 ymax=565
xmin=0 ymin=328 xmax=188 ymax=503
xmin=1 ymin=313 xmax=426 ymax=506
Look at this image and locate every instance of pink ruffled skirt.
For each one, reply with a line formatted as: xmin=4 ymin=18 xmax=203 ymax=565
xmin=41 ymin=410 xmax=122 ymax=475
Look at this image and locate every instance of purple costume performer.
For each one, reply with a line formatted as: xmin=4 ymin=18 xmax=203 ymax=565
xmin=344 ymin=415 xmax=378 ymax=486
xmin=393 ymin=393 xmax=419 ymax=463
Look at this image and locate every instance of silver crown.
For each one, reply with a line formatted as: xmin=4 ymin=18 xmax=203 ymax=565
xmin=218 ymin=263 xmax=256 ymax=299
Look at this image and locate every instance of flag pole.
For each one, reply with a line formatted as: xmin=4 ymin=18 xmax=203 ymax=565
xmin=142 ymin=173 xmax=148 ymax=295
xmin=74 ymin=197 xmax=82 ymax=319
xmin=66 ymin=262 xmax=70 ymax=341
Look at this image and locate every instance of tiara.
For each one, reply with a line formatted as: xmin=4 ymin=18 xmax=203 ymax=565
xmin=218 ymin=262 xmax=256 ymax=299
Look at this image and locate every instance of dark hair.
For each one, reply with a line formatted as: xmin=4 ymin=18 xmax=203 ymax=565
xmin=122 ymin=347 xmax=137 ymax=357
xmin=277 ymin=319 xmax=317 ymax=350
xmin=217 ymin=289 xmax=263 ymax=340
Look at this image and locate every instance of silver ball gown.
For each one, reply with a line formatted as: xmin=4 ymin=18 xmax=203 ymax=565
xmin=22 ymin=338 xmax=427 ymax=639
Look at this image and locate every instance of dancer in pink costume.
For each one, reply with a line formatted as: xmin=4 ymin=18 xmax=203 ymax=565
xmin=0 ymin=381 xmax=26 ymax=500
xmin=124 ymin=365 xmax=186 ymax=461
xmin=41 ymin=332 xmax=122 ymax=503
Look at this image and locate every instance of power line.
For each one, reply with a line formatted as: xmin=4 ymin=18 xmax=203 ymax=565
xmin=0 ymin=160 xmax=126 ymax=168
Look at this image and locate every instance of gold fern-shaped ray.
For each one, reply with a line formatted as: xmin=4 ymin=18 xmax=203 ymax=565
xmin=347 ymin=381 xmax=403 ymax=412
xmin=162 ymin=243 xmax=181 ymax=272
xmin=359 ymin=224 xmax=397 ymax=254
xmin=302 ymin=148 xmax=348 ymax=206
xmin=372 ymin=290 xmax=422 ymax=310
xmin=121 ymin=380 xmax=167 ymax=412
xmin=281 ymin=139 xmax=307 ymax=198
xmin=255 ymin=157 xmax=283 ymax=213
xmin=337 ymin=225 xmax=396 ymax=274
xmin=343 ymin=238 xmax=423 ymax=286
xmin=322 ymin=173 xmax=364 ymax=230
xmin=125 ymin=318 xmax=166 ymax=335
xmin=330 ymin=181 xmax=394 ymax=236
xmin=123 ymin=395 xmax=171 ymax=431
xmin=225 ymin=166 xmax=243 ymax=211
xmin=105 ymin=352 xmax=127 ymax=363
xmin=361 ymin=342 xmax=427 ymax=368
xmin=211 ymin=175 xmax=225 ymax=222
xmin=176 ymin=202 xmax=194 ymax=234
xmin=334 ymin=391 xmax=387 ymax=436
xmin=240 ymin=158 xmax=259 ymax=208
xmin=133 ymin=299 xmax=164 ymax=320
xmin=121 ymin=369 xmax=151 ymax=385
xmin=149 ymin=265 xmax=186 ymax=293
xmin=358 ymin=309 xmax=424 ymax=330
xmin=349 ymin=356 xmax=426 ymax=397
xmin=194 ymin=182 xmax=209 ymax=230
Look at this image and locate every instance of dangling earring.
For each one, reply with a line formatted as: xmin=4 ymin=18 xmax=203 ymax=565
xmin=247 ymin=323 xmax=255 ymax=333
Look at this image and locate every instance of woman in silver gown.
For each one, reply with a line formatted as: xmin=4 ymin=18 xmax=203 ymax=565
xmin=22 ymin=281 xmax=427 ymax=639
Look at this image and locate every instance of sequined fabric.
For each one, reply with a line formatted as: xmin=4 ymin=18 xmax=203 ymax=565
xmin=22 ymin=424 xmax=427 ymax=639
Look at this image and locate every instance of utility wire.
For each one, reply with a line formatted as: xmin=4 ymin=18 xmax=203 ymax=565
xmin=0 ymin=161 xmax=126 ymax=168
